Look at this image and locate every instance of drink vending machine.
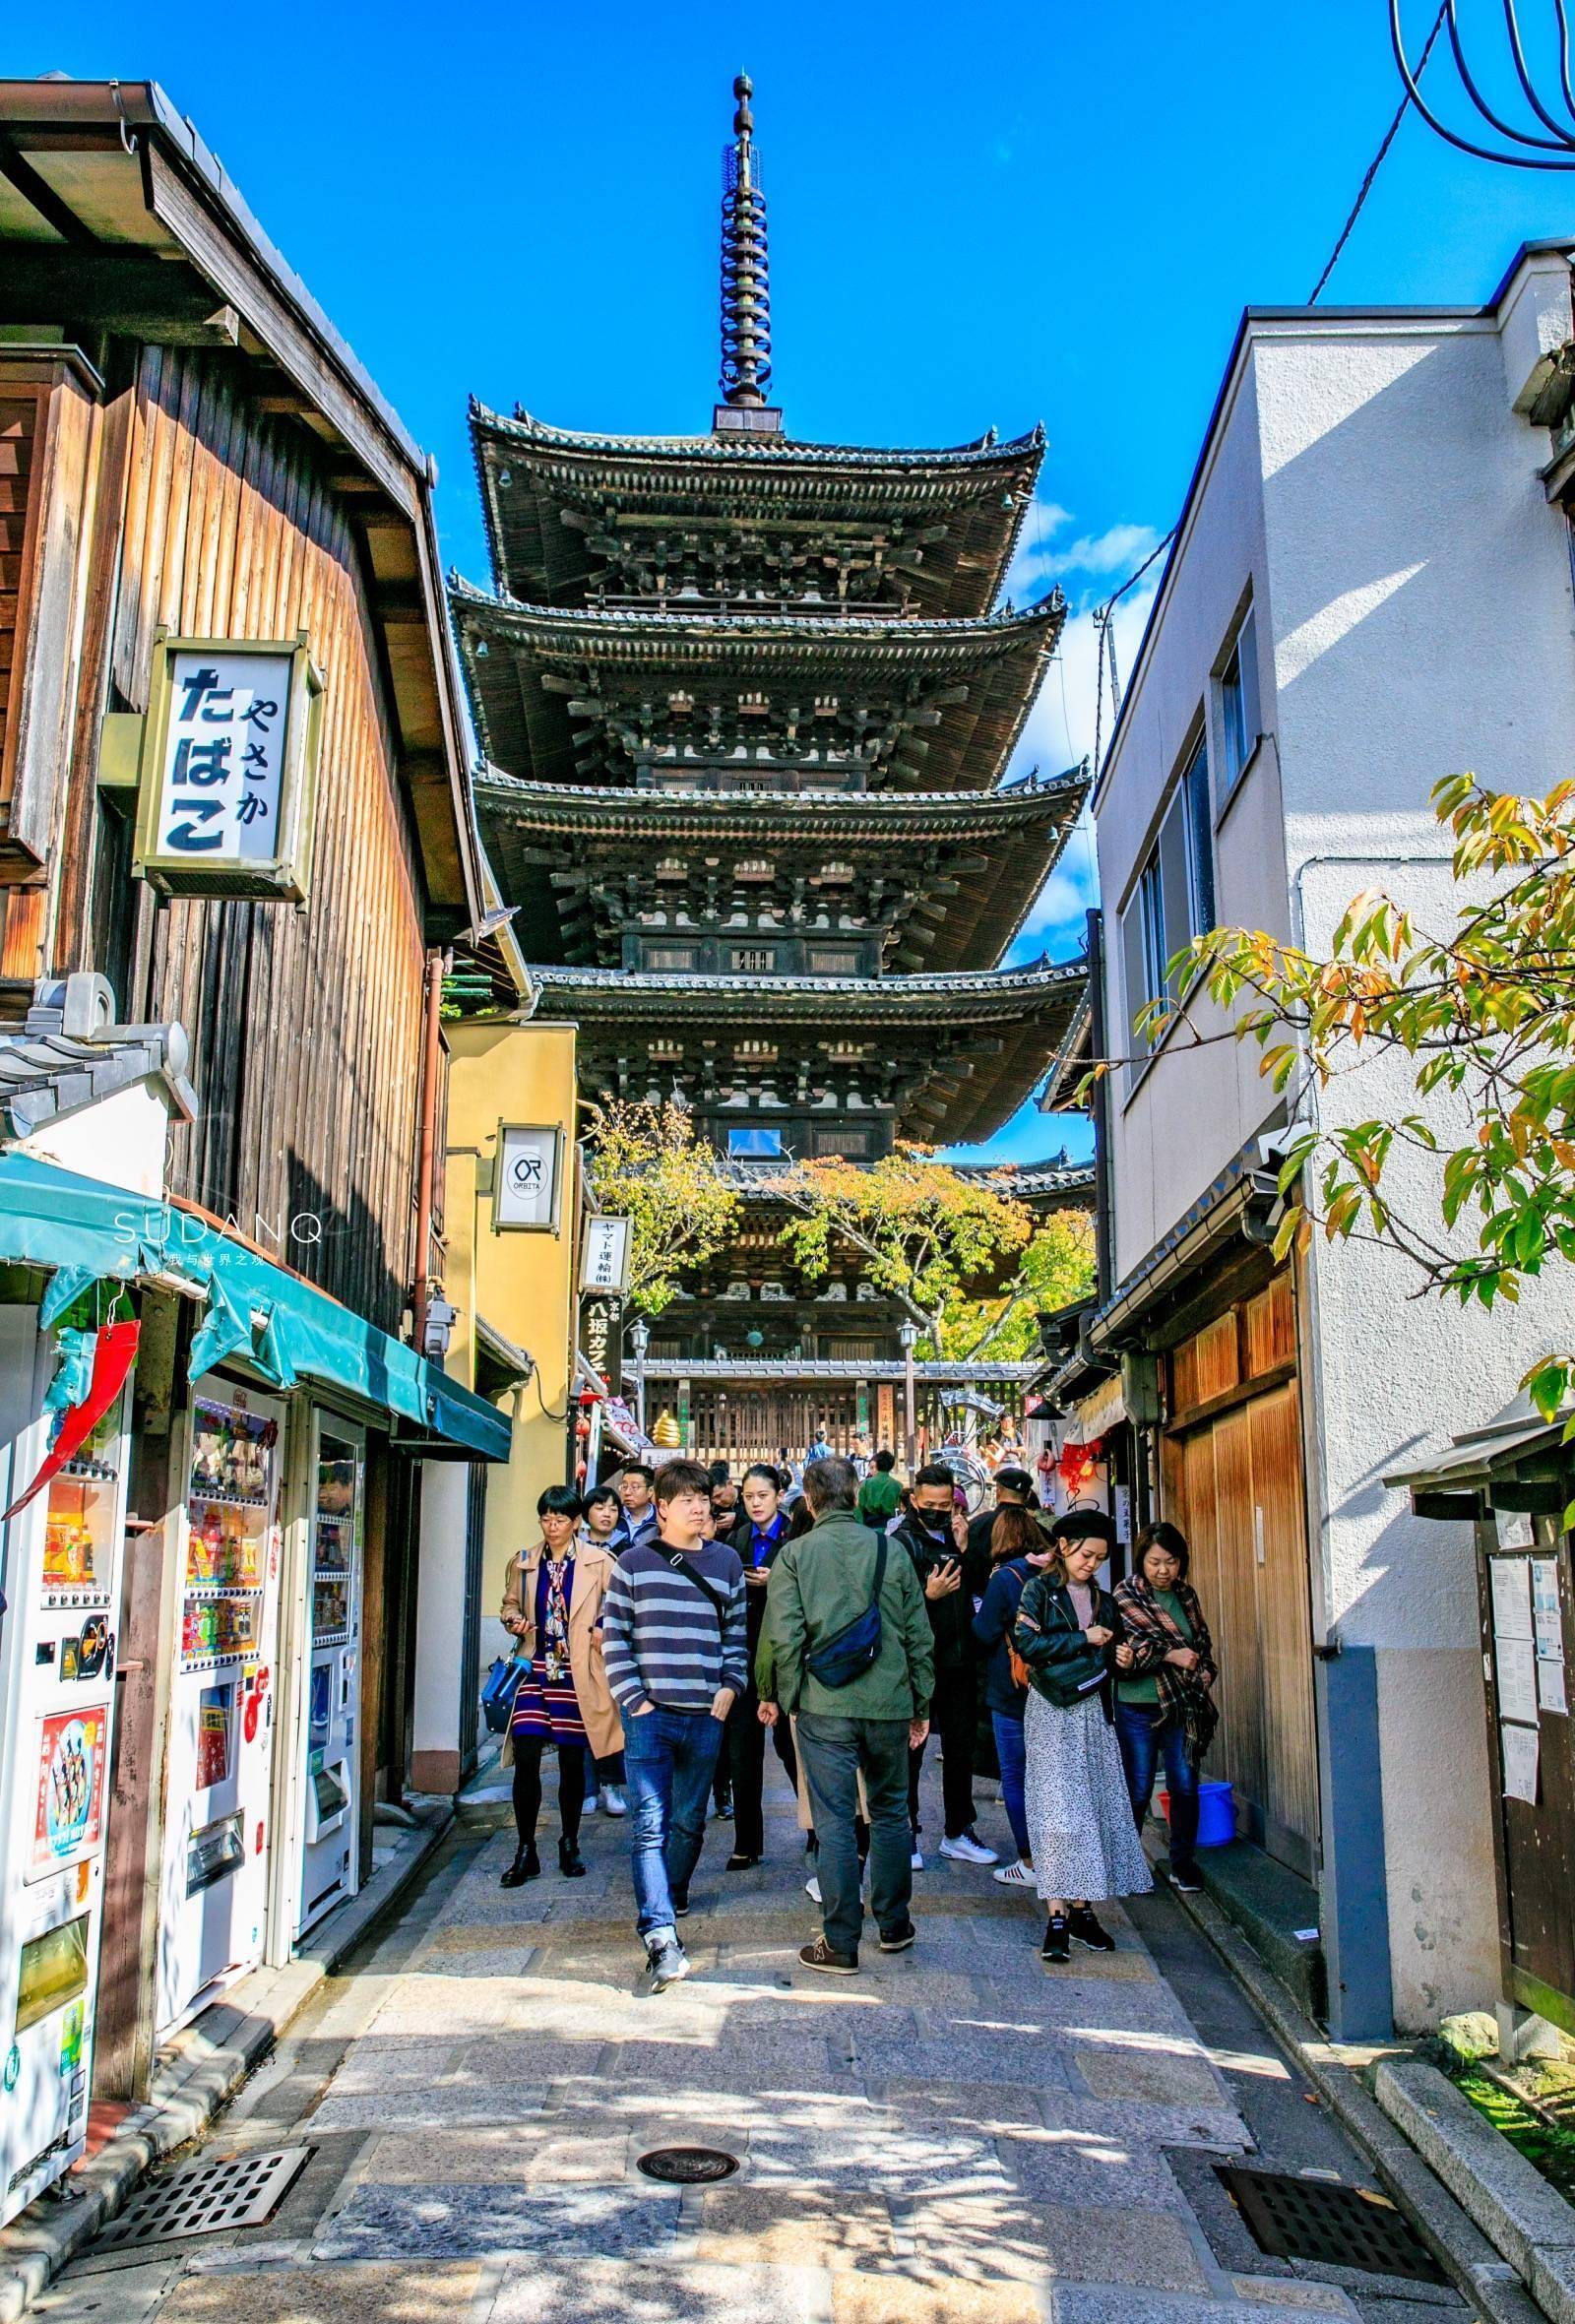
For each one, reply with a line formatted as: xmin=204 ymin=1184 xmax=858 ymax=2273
xmin=296 ymin=1418 xmax=362 ymax=1937
xmin=153 ymin=1382 xmax=284 ymax=2038
xmin=0 ymin=1310 xmax=129 ymax=2227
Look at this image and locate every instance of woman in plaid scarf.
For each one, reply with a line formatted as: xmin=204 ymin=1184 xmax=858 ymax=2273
xmin=1113 ymin=1524 xmax=1219 ymax=1893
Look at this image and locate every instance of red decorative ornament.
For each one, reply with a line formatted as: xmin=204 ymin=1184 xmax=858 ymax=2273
xmin=1058 ymin=1435 xmax=1105 ymax=1491
xmin=4 ymin=1319 xmax=141 ymax=1519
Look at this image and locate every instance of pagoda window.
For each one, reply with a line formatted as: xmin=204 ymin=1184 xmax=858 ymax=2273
xmin=729 ymin=944 xmax=779 ymax=974
xmin=805 ymin=944 xmax=864 ymax=976
xmin=812 ymin=1125 xmax=874 ymax=1159
xmin=727 ymin=1126 xmax=784 ymax=1159
xmin=643 ymin=940 xmax=700 ymax=972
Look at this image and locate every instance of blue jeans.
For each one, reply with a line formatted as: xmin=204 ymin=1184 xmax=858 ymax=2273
xmin=991 ymin=1710 xmax=1030 ymax=1862
xmin=620 ymin=1705 xmax=725 ymax=1939
xmin=1114 ymin=1700 xmax=1200 ymax=1869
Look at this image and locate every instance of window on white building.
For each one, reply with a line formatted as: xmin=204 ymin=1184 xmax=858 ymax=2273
xmin=1118 ymin=728 xmax=1217 ymax=1081
xmin=1215 ymin=605 xmax=1262 ymax=803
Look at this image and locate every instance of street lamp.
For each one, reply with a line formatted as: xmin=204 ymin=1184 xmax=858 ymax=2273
xmin=628 ymin=1314 xmax=651 ymax=1437
xmin=897 ymin=1319 xmax=919 ymax=1478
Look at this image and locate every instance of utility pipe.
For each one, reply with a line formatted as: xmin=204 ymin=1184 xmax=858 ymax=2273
xmin=412 ymin=946 xmax=451 ymax=1354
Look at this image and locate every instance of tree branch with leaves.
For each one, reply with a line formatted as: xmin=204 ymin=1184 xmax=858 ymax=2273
xmin=1133 ymin=772 xmax=1575 ymax=1420
xmin=763 ymin=1145 xmax=1034 ymax=1349
xmin=583 ymin=1099 xmax=741 ymax=1317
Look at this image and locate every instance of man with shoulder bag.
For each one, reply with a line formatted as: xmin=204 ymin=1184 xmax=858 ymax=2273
xmin=761 ymin=1456 xmax=934 ymax=1976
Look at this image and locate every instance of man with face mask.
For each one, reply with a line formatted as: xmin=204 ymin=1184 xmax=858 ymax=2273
xmin=891 ymin=1466 xmax=998 ymax=1870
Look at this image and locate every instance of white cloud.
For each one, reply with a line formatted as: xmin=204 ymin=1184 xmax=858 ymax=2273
xmin=1005 ymin=500 xmax=1164 ymax=603
xmin=1057 ymin=521 xmax=1163 ymax=578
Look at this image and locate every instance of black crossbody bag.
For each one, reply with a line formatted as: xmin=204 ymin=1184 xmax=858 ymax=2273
xmin=662 ymin=1547 xmax=731 ymax=1624
xmin=804 ymin=1537 xmax=888 ymax=1689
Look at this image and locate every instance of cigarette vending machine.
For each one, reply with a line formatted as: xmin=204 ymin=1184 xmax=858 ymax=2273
xmin=154 ymin=1382 xmax=284 ymax=2038
xmin=0 ymin=1310 xmax=129 ymax=2227
xmin=296 ymin=1418 xmax=362 ymax=1937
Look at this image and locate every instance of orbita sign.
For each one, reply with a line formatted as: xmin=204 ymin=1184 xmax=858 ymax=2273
xmin=493 ymin=1123 xmax=563 ymax=1232
xmin=131 ymin=629 xmax=324 ymax=901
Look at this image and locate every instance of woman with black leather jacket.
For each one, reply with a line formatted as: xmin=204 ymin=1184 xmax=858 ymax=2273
xmin=1012 ymin=1510 xmax=1152 ymax=1963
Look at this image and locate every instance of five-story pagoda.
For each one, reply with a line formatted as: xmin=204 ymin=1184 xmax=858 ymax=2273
xmin=454 ymin=77 xmax=1088 ymax=1449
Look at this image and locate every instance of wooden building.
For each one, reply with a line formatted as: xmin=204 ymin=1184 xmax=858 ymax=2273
xmin=0 ymin=79 xmax=509 ymax=2105
xmin=452 ymin=75 xmax=1087 ymax=1435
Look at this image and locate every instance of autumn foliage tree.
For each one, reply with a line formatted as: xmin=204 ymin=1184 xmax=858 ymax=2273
xmin=1144 ymin=773 xmax=1575 ymax=1420
xmin=583 ymin=1099 xmax=740 ymax=1317
xmin=764 ymin=1144 xmax=1034 ymax=1350
xmin=932 ymin=1208 xmax=1097 ymax=1362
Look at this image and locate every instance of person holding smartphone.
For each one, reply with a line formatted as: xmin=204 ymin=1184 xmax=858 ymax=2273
xmin=1013 ymin=1510 xmax=1152 ymax=1964
xmin=891 ymin=1465 xmax=998 ymax=1869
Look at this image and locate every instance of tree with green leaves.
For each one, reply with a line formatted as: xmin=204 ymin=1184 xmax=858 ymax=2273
xmin=583 ymin=1098 xmax=740 ymax=1317
xmin=764 ymin=1145 xmax=1034 ymax=1350
xmin=1141 ymin=772 xmax=1575 ymax=1420
xmin=929 ymin=1207 xmax=1097 ymax=1362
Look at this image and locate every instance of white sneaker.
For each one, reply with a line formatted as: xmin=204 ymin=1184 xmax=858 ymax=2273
xmin=910 ymin=1847 xmax=924 ymax=1871
xmin=940 ymin=1830 xmax=1000 ymax=1866
xmin=993 ymin=1858 xmax=1034 ymax=1887
xmin=805 ymin=1874 xmax=822 ymax=1904
xmin=600 ymin=1785 xmax=627 ymax=1817
xmin=583 ymin=1792 xmax=598 ymax=1817
xmin=646 ymin=1930 xmax=690 ymax=1990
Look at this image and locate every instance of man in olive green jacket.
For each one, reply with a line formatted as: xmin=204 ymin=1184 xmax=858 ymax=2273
xmin=759 ymin=1457 xmax=934 ymax=1973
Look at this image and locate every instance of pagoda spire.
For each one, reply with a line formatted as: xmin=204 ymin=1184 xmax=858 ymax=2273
xmin=717 ymin=73 xmax=779 ymax=430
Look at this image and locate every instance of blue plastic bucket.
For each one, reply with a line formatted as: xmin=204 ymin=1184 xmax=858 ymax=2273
xmin=1159 ymin=1779 xmax=1235 ymax=1848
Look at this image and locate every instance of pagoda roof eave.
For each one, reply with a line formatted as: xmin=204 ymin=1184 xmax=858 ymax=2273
xmin=472 ymin=398 xmax=1045 ymax=472
xmin=471 ymin=764 xmax=1087 ymax=837
xmin=450 ymin=579 xmax=1065 ymax=658
xmin=527 ymin=959 xmax=1083 ymax=1015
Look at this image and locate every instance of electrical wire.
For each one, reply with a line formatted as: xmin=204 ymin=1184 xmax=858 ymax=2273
xmin=1311 ymin=2 xmax=1451 ymax=302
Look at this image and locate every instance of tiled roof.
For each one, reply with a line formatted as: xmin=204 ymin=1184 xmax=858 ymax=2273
xmin=0 ymin=1018 xmax=195 ymax=1139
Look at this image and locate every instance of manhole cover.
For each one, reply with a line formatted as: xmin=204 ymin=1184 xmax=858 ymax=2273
xmin=637 ymin=2145 xmax=738 ymax=2184
xmin=1217 ymin=2166 xmax=1445 ymax=2284
xmin=94 ymin=2146 xmax=313 ymax=2253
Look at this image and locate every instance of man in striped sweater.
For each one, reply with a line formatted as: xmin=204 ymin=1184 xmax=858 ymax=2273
xmin=601 ymin=1458 xmax=748 ymax=1988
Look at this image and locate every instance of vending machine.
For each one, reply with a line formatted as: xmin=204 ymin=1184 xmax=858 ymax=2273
xmin=296 ymin=1417 xmax=362 ymax=1937
xmin=153 ymin=1380 xmax=284 ymax=2038
xmin=0 ymin=1309 xmax=129 ymax=2227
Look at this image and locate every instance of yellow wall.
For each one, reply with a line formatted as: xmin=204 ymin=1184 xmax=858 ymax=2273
xmin=445 ymin=1021 xmax=579 ymax=1624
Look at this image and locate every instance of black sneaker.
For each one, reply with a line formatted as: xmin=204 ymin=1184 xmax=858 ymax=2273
xmin=725 ymin=1852 xmax=761 ymax=1872
xmin=1067 ymin=1905 xmax=1116 ymax=1952
xmin=671 ymin=1888 xmax=690 ymax=1918
xmin=1040 ymin=1912 xmax=1071 ymax=1965
xmin=1167 ymin=1861 xmax=1203 ymax=1894
xmin=799 ymin=1935 xmax=858 ymax=1976
xmin=878 ymin=1920 xmax=916 ymax=1953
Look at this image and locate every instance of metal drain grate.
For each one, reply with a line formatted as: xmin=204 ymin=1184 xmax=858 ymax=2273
xmin=94 ymin=2145 xmax=313 ymax=2253
xmin=1218 ymin=2166 xmax=1445 ymax=2284
xmin=637 ymin=2145 xmax=739 ymax=2185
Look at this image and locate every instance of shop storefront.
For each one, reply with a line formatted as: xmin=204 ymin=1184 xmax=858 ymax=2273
xmin=0 ymin=1145 xmax=509 ymax=2141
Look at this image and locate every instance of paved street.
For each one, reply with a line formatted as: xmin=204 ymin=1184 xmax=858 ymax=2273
xmin=38 ymin=1772 xmax=1475 ymax=2324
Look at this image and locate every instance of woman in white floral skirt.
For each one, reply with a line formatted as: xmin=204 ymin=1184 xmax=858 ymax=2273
xmin=1012 ymin=1510 xmax=1152 ymax=1962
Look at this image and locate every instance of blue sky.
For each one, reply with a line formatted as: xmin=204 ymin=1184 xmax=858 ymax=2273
xmin=18 ymin=2 xmax=1575 ymax=1161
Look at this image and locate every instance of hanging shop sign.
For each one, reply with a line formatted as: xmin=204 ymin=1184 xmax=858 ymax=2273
xmin=493 ymin=1124 xmax=563 ymax=1232
xmin=127 ymin=631 xmax=324 ymax=902
xmin=580 ymin=1216 xmax=632 ymax=1298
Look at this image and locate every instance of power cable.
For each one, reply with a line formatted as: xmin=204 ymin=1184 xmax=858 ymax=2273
xmin=1311 ymin=2 xmax=1450 ymax=301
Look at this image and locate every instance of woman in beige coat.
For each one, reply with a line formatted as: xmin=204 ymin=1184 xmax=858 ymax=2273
xmin=499 ymin=1484 xmax=621 ymax=1885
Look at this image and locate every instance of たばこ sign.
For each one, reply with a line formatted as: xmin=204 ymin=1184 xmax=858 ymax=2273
xmin=133 ymin=632 xmax=323 ymax=901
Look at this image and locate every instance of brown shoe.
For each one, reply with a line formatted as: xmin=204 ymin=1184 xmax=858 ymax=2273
xmin=799 ymin=1935 xmax=858 ymax=1976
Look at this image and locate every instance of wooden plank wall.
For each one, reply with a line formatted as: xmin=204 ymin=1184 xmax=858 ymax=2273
xmin=64 ymin=347 xmax=426 ymax=1334
xmin=1162 ymin=1270 xmax=1319 ymax=1873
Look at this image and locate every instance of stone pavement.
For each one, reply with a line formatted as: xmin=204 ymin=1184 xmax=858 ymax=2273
xmin=37 ymin=1766 xmax=1483 ymax=2324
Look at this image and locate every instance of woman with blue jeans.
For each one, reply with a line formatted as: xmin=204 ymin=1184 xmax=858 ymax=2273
xmin=971 ymin=1506 xmax=1052 ymax=1889
xmin=1113 ymin=1523 xmax=1219 ymax=1893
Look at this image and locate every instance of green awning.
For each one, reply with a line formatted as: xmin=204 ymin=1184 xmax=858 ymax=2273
xmin=0 ymin=1151 xmax=510 ymax=1463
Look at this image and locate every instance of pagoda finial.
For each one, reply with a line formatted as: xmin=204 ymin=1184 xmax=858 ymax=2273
xmin=719 ymin=70 xmax=775 ymax=416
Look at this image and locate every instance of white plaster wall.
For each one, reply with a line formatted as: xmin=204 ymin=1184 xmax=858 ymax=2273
xmin=1096 ymin=348 xmax=1291 ymax=1284
xmin=1255 ymin=308 xmax=1575 ymax=2026
xmin=12 ymin=1079 xmax=170 ymax=1198
xmin=411 ymin=1461 xmax=474 ymax=1781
